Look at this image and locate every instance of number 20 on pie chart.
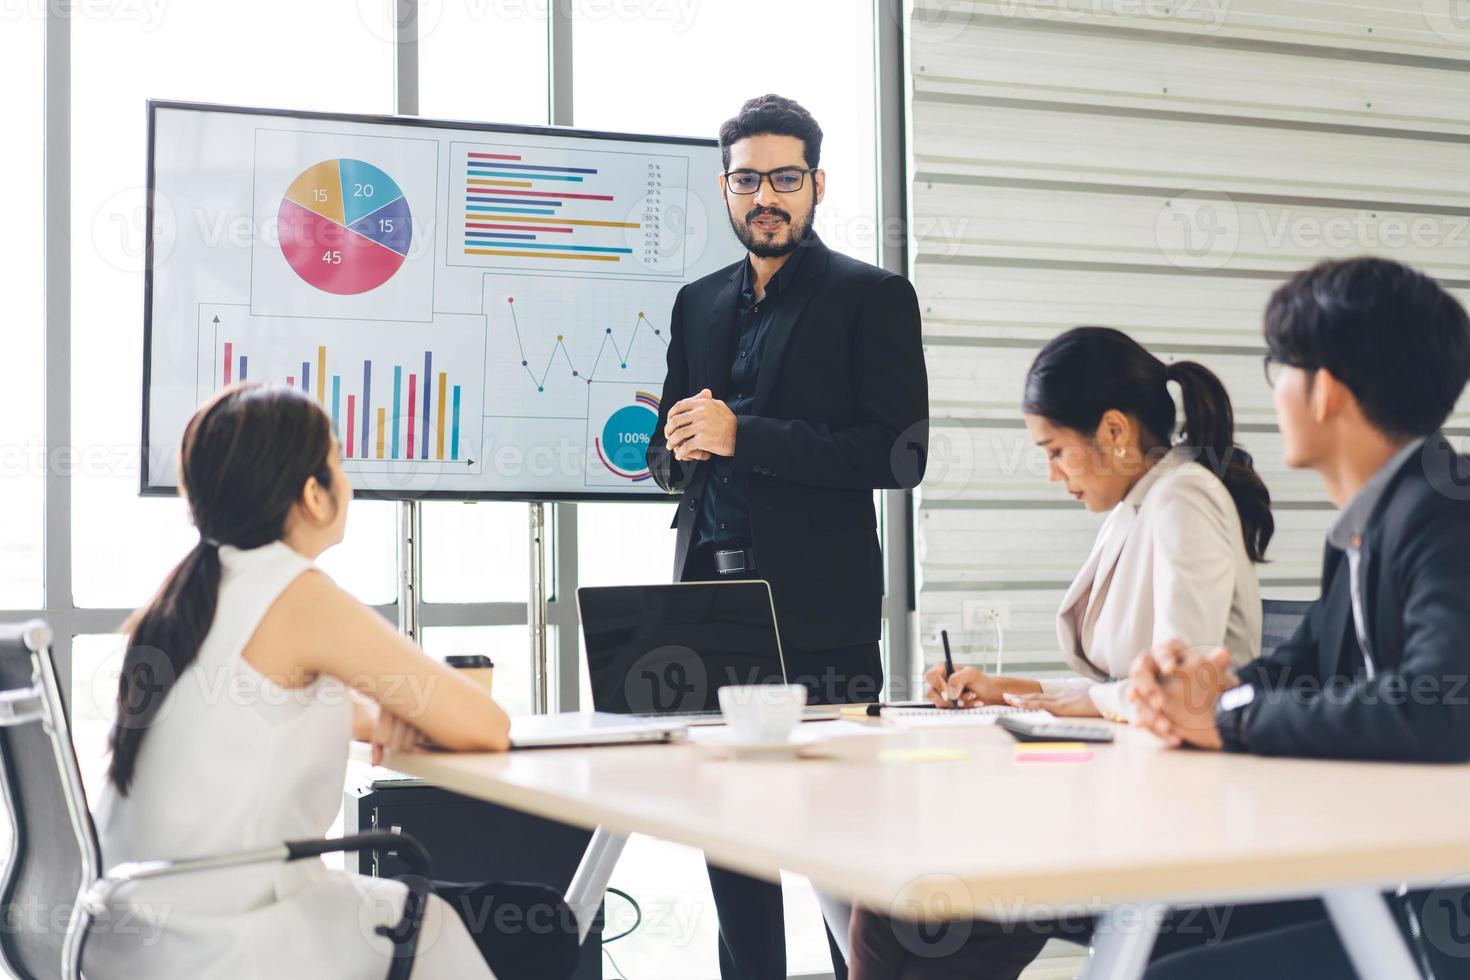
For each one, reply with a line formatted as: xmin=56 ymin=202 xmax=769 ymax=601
xmin=278 ymin=159 xmax=413 ymax=294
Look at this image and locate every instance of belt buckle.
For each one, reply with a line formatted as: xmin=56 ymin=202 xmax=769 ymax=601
xmin=714 ymin=548 xmax=749 ymax=576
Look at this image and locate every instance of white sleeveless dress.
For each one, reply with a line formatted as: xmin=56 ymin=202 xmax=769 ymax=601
xmin=86 ymin=541 xmax=495 ymax=980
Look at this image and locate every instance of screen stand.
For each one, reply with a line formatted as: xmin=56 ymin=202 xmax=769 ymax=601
xmin=397 ymin=500 xmax=421 ymax=642
xmin=529 ymin=502 xmax=551 ymax=714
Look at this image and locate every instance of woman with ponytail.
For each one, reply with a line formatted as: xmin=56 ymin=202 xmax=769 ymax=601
xmin=847 ymin=327 xmax=1274 ymax=979
xmin=918 ymin=326 xmax=1273 ymax=722
xmin=87 ymin=384 xmax=577 ymax=980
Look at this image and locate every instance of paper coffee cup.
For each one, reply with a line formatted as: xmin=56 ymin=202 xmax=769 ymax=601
xmin=446 ymin=654 xmax=495 ymax=695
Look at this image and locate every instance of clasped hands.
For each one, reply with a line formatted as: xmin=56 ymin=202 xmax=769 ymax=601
xmin=665 ymin=389 xmax=737 ymax=462
xmin=1127 ymin=638 xmax=1239 ymax=750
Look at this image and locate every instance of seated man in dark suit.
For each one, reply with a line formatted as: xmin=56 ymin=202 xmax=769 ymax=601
xmin=1131 ymin=255 xmax=1470 ymax=978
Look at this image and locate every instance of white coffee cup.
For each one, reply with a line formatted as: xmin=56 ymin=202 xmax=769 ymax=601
xmin=717 ymin=683 xmax=808 ymax=743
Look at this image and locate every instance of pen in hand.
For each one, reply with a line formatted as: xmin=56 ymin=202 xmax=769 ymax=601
xmin=942 ymin=629 xmax=959 ymax=708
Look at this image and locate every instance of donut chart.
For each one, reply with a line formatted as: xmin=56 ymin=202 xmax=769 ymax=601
xmin=277 ymin=158 xmax=412 ymax=294
xmin=594 ymin=391 xmax=659 ymax=481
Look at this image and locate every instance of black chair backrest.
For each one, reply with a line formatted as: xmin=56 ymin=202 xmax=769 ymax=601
xmin=0 ymin=621 xmax=99 ymax=980
xmin=1261 ymin=598 xmax=1313 ymax=660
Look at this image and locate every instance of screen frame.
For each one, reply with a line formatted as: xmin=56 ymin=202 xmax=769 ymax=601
xmin=576 ymin=580 xmax=789 ymax=716
xmin=141 ymin=98 xmax=728 ymax=503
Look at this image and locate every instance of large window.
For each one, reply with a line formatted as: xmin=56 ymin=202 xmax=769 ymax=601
xmin=418 ymin=2 xmax=548 ymax=126
xmin=418 ymin=2 xmax=549 ymax=613
xmin=0 ymin=12 xmax=45 ymax=610
xmin=573 ymin=0 xmax=879 ymax=264
xmin=573 ymin=4 xmax=882 ymax=976
xmin=43 ymin=6 xmax=890 ymax=977
xmin=70 ymin=1 xmax=401 ymax=608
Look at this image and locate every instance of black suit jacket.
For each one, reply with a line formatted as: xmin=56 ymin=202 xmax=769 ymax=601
xmin=645 ymin=236 xmax=929 ymax=651
xmin=1222 ymin=432 xmax=1470 ymax=762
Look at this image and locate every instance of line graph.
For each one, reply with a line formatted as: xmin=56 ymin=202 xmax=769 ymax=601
xmin=483 ymin=274 xmax=680 ymax=420
xmin=505 ymin=296 xmax=668 ymax=392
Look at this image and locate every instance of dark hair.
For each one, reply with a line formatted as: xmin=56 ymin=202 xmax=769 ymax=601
xmin=1264 ymin=257 xmax=1470 ymax=440
xmin=719 ymin=94 xmax=823 ymax=172
xmin=108 ymin=384 xmax=336 ymax=794
xmin=1023 ymin=327 xmax=1274 ymax=563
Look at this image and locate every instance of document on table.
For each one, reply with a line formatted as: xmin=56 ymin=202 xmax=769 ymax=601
xmin=880 ymin=706 xmax=1054 ymax=729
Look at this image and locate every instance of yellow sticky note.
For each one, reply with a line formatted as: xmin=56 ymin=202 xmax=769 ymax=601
xmin=1012 ymin=742 xmax=1088 ymax=754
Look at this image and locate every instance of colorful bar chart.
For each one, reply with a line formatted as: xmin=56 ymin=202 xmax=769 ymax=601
xmin=460 ymin=148 xmax=634 ymax=263
xmin=218 ymin=339 xmax=465 ymax=463
xmin=447 ymin=141 xmax=693 ymax=278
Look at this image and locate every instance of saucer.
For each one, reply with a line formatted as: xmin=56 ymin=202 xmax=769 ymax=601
xmin=692 ymin=731 xmax=804 ymax=761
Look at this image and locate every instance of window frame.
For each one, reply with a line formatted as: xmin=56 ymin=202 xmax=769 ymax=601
xmin=33 ymin=0 xmax=913 ymax=713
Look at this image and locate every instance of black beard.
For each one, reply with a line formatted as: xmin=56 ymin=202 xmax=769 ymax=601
xmin=729 ymin=199 xmax=815 ymax=258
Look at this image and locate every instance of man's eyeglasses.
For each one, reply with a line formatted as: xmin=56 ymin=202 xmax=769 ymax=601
xmin=1263 ymin=353 xmax=1313 ymax=389
xmin=723 ymin=167 xmax=816 ymax=195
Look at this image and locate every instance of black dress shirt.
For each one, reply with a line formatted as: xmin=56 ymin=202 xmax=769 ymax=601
xmin=692 ymin=245 xmax=806 ymax=552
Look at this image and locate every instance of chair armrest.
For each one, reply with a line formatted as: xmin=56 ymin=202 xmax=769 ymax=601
xmin=80 ymin=832 xmax=432 ymax=980
xmin=82 ymin=844 xmax=291 ymax=913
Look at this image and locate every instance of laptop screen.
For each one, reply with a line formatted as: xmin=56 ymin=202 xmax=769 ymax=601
xmin=578 ymin=581 xmax=786 ymax=715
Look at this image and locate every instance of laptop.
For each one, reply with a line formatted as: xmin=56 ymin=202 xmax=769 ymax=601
xmin=509 ymin=711 xmax=686 ymax=750
xmin=578 ymin=580 xmax=841 ymax=727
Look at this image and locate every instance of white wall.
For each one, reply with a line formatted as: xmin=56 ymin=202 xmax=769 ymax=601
xmin=908 ymin=0 xmax=1470 ymax=681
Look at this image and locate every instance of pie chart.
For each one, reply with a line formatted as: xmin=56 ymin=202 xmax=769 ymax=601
xmin=277 ymin=158 xmax=413 ymax=294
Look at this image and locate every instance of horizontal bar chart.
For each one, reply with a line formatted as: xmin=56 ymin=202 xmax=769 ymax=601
xmin=455 ymin=144 xmax=645 ymax=269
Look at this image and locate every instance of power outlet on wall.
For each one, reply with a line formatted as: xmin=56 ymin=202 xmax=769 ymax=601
xmin=961 ymin=598 xmax=1011 ymax=632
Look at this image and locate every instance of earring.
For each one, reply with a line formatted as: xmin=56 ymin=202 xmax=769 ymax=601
xmin=1114 ymin=448 xmax=1126 ymax=458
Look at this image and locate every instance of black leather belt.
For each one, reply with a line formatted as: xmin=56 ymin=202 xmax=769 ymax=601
xmin=713 ymin=547 xmax=757 ymax=576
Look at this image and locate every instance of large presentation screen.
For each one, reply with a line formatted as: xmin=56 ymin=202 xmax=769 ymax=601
xmin=142 ymin=101 xmax=741 ymax=500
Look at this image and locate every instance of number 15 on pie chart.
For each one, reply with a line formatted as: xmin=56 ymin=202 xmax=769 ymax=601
xmin=278 ymin=158 xmax=413 ymax=294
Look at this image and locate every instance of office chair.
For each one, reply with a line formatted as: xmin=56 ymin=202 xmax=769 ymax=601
xmin=0 ymin=620 xmax=430 ymax=980
xmin=1260 ymin=598 xmax=1313 ymax=659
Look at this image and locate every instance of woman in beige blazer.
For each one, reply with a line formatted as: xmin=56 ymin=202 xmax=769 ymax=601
xmin=924 ymin=326 xmax=1272 ymax=721
xmin=848 ymin=327 xmax=1276 ymax=980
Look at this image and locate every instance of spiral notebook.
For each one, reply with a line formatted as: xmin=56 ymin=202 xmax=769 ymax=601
xmin=879 ymin=705 xmax=1053 ymax=729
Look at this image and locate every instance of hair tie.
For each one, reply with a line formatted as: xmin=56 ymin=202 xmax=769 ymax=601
xmin=201 ymin=536 xmax=222 ymax=549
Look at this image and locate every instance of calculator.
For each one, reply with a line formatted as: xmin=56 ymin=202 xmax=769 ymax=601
xmin=997 ymin=715 xmax=1115 ymax=743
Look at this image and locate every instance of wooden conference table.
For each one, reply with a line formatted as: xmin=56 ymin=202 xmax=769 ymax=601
xmin=387 ymin=719 xmax=1470 ymax=979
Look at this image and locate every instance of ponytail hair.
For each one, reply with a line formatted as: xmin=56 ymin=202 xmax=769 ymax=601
xmin=1165 ymin=360 xmax=1274 ymax=563
xmin=108 ymin=383 xmax=336 ymax=795
xmin=1023 ymin=327 xmax=1274 ymax=563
